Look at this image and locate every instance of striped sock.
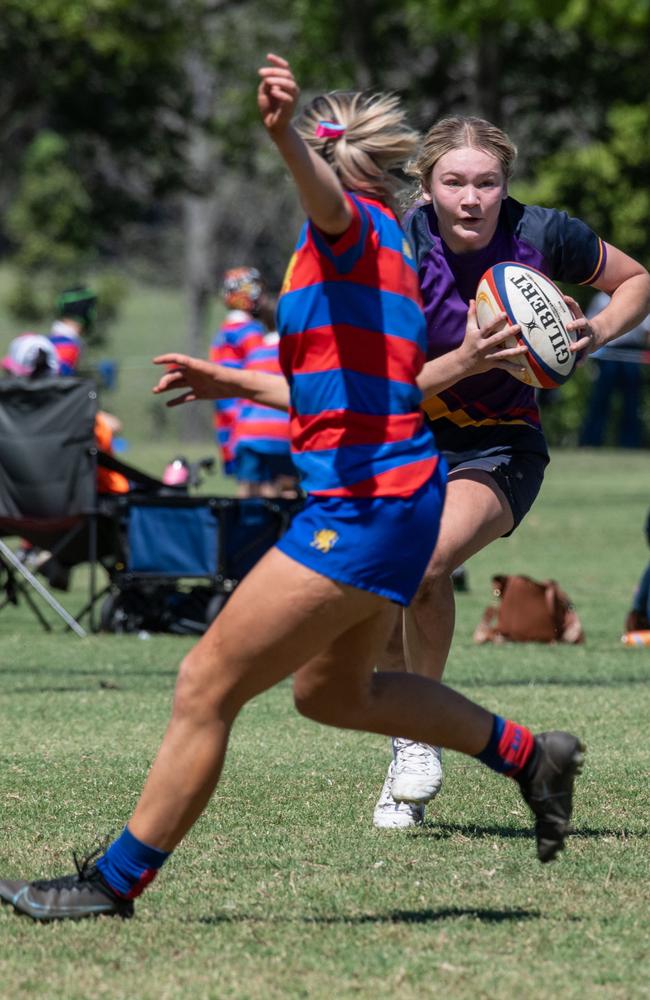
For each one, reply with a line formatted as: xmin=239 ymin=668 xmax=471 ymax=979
xmin=475 ymin=714 xmax=535 ymax=778
xmin=96 ymin=826 xmax=170 ymax=899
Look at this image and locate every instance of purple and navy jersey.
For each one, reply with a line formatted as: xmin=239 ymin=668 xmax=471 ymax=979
xmin=405 ymin=197 xmax=606 ymax=454
xmin=209 ymin=311 xmax=266 ymax=469
xmin=276 ymin=192 xmax=438 ymax=498
xmin=233 ymin=332 xmax=291 ymax=456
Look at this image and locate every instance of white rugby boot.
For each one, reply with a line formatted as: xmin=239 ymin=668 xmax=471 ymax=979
xmin=372 ymin=761 xmax=424 ymax=829
xmin=390 ymin=738 xmax=443 ymax=804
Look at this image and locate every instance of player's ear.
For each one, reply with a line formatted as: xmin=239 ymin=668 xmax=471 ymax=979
xmin=420 ymin=173 xmax=434 ymax=202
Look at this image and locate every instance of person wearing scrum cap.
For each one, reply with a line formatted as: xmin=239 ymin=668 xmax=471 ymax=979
xmin=209 ymin=267 xmax=268 ymax=483
xmin=2 ymin=323 xmax=128 ymax=499
xmin=48 ymin=286 xmax=98 ymax=375
xmin=210 ymin=274 xmax=297 ymax=498
xmin=1 ymin=332 xmax=60 ymax=379
xmin=366 ymin=117 xmax=650 ymax=829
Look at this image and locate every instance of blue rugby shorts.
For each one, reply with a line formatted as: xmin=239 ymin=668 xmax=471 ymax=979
xmin=276 ymin=460 xmax=446 ymax=606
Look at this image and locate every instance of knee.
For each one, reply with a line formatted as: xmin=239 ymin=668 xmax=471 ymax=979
xmin=413 ymin=557 xmax=454 ymax=606
xmin=293 ymin=676 xmax=365 ymax=729
xmin=293 ymin=678 xmax=338 ymax=725
xmin=172 ymin=649 xmax=240 ymax=726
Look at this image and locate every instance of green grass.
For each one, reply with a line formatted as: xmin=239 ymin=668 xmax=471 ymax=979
xmin=1 ymin=450 xmax=649 ymax=998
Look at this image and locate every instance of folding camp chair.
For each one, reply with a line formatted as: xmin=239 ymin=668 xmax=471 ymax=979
xmin=0 ymin=376 xmax=101 ymax=636
xmin=99 ymin=494 xmax=303 ymax=635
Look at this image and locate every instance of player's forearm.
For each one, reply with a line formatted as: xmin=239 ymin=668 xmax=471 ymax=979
xmin=227 ymin=367 xmax=290 ymax=411
xmin=591 ymin=271 xmax=650 ymax=349
xmin=417 ymin=348 xmax=476 ymax=399
xmin=270 ymin=125 xmax=351 ymax=234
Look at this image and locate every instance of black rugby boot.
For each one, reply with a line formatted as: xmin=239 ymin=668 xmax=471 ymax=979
xmin=517 ymin=730 xmax=586 ymax=863
xmin=0 ymin=851 xmax=133 ymax=921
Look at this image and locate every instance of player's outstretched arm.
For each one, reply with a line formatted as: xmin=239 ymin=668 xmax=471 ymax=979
xmin=152 ymin=353 xmax=290 ymax=411
xmin=417 ymin=300 xmax=527 ymax=399
xmin=257 ymin=54 xmax=352 ymax=236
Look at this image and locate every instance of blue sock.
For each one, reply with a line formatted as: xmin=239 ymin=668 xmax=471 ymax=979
xmin=96 ymin=826 xmax=170 ymax=899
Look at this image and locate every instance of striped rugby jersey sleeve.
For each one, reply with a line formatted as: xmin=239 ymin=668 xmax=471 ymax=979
xmin=306 ymin=194 xmax=370 ymax=275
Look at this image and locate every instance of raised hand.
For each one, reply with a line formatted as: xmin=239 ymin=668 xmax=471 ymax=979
xmin=152 ymin=354 xmax=241 ymax=407
xmin=257 ymin=53 xmax=300 ymax=135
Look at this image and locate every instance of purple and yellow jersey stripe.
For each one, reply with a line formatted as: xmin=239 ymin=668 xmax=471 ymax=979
xmin=234 ymin=336 xmax=291 ymax=456
xmin=277 ymin=193 xmax=438 ymax=498
xmin=405 ymin=197 xmax=606 ymax=453
xmin=209 ymin=312 xmax=266 ymax=468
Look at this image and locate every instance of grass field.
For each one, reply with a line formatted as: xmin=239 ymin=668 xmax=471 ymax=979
xmin=0 ymin=449 xmax=649 ymax=998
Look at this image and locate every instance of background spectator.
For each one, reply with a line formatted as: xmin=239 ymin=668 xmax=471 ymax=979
xmin=209 ymin=267 xmax=267 ymax=478
xmin=579 ymin=291 xmax=650 ymax=448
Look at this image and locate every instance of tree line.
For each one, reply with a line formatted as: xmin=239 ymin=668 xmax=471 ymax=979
xmin=1 ymin=0 xmax=648 ymax=439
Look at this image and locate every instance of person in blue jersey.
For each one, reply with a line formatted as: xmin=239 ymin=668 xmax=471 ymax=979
xmin=48 ymin=286 xmax=98 ymax=375
xmin=209 ymin=267 xmax=267 ymax=480
xmin=578 ymin=291 xmax=650 ymax=448
xmin=233 ymin=294 xmax=298 ymax=498
xmin=370 ymin=117 xmax=650 ymax=828
xmin=0 ymin=57 xmax=585 ymax=922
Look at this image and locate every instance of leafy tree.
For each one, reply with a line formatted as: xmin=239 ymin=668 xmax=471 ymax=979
xmin=0 ymin=0 xmax=193 ymax=238
xmin=515 ymin=102 xmax=650 ymax=265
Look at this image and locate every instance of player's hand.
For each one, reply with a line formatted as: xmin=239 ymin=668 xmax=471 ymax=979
xmin=257 ymin=54 xmax=299 ymax=135
xmin=460 ymin=299 xmax=528 ymax=375
xmin=564 ymin=294 xmax=595 ymax=362
xmin=152 ymin=354 xmax=240 ymax=406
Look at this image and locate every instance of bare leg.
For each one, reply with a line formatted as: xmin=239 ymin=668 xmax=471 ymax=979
xmin=129 ymin=548 xmax=390 ymax=851
xmin=373 ymin=471 xmax=514 ymax=821
xmin=402 ymin=470 xmax=513 ymax=680
xmin=130 ymin=525 xmax=501 ymax=851
xmin=0 ymin=543 xmax=582 ymax=919
xmin=294 ymin=644 xmax=493 ymax=751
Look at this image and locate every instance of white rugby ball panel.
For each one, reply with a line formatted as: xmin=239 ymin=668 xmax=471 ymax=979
xmin=476 ymin=262 xmax=578 ymax=389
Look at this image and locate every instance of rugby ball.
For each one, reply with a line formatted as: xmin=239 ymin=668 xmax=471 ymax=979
xmin=476 ymin=262 xmax=577 ymax=388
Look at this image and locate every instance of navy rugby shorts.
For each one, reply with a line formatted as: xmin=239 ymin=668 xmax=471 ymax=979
xmin=445 ymin=448 xmax=548 ymax=535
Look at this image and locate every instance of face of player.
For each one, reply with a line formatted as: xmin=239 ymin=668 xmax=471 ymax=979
xmin=426 ymin=147 xmax=507 ymax=254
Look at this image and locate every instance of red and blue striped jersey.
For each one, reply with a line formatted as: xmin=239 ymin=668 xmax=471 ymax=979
xmin=48 ymin=321 xmax=82 ymax=375
xmin=209 ymin=311 xmax=266 ymax=469
xmin=276 ymin=193 xmax=438 ymax=498
xmin=233 ymin=332 xmax=291 ymax=456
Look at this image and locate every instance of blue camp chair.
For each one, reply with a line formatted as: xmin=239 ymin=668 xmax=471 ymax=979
xmin=100 ymin=494 xmax=302 ymax=634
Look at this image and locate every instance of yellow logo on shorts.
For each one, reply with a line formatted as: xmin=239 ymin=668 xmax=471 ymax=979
xmin=310 ymin=529 xmax=339 ymax=553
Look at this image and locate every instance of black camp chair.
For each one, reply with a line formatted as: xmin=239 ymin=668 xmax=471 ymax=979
xmin=0 ymin=376 xmax=104 ymax=636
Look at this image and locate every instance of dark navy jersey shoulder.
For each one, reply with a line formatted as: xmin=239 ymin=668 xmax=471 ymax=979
xmin=503 ymin=199 xmax=605 ymax=286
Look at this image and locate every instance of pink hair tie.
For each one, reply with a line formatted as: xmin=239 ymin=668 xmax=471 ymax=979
xmin=315 ymin=120 xmax=346 ymax=139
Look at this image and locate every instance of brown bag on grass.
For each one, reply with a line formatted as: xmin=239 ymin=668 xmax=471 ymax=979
xmin=473 ymin=574 xmax=585 ymax=645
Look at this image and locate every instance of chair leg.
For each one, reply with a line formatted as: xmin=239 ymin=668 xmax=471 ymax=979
xmin=12 ymin=576 xmax=54 ymax=631
xmin=74 ymin=580 xmax=112 ymax=632
xmin=0 ymin=540 xmax=86 ymax=638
